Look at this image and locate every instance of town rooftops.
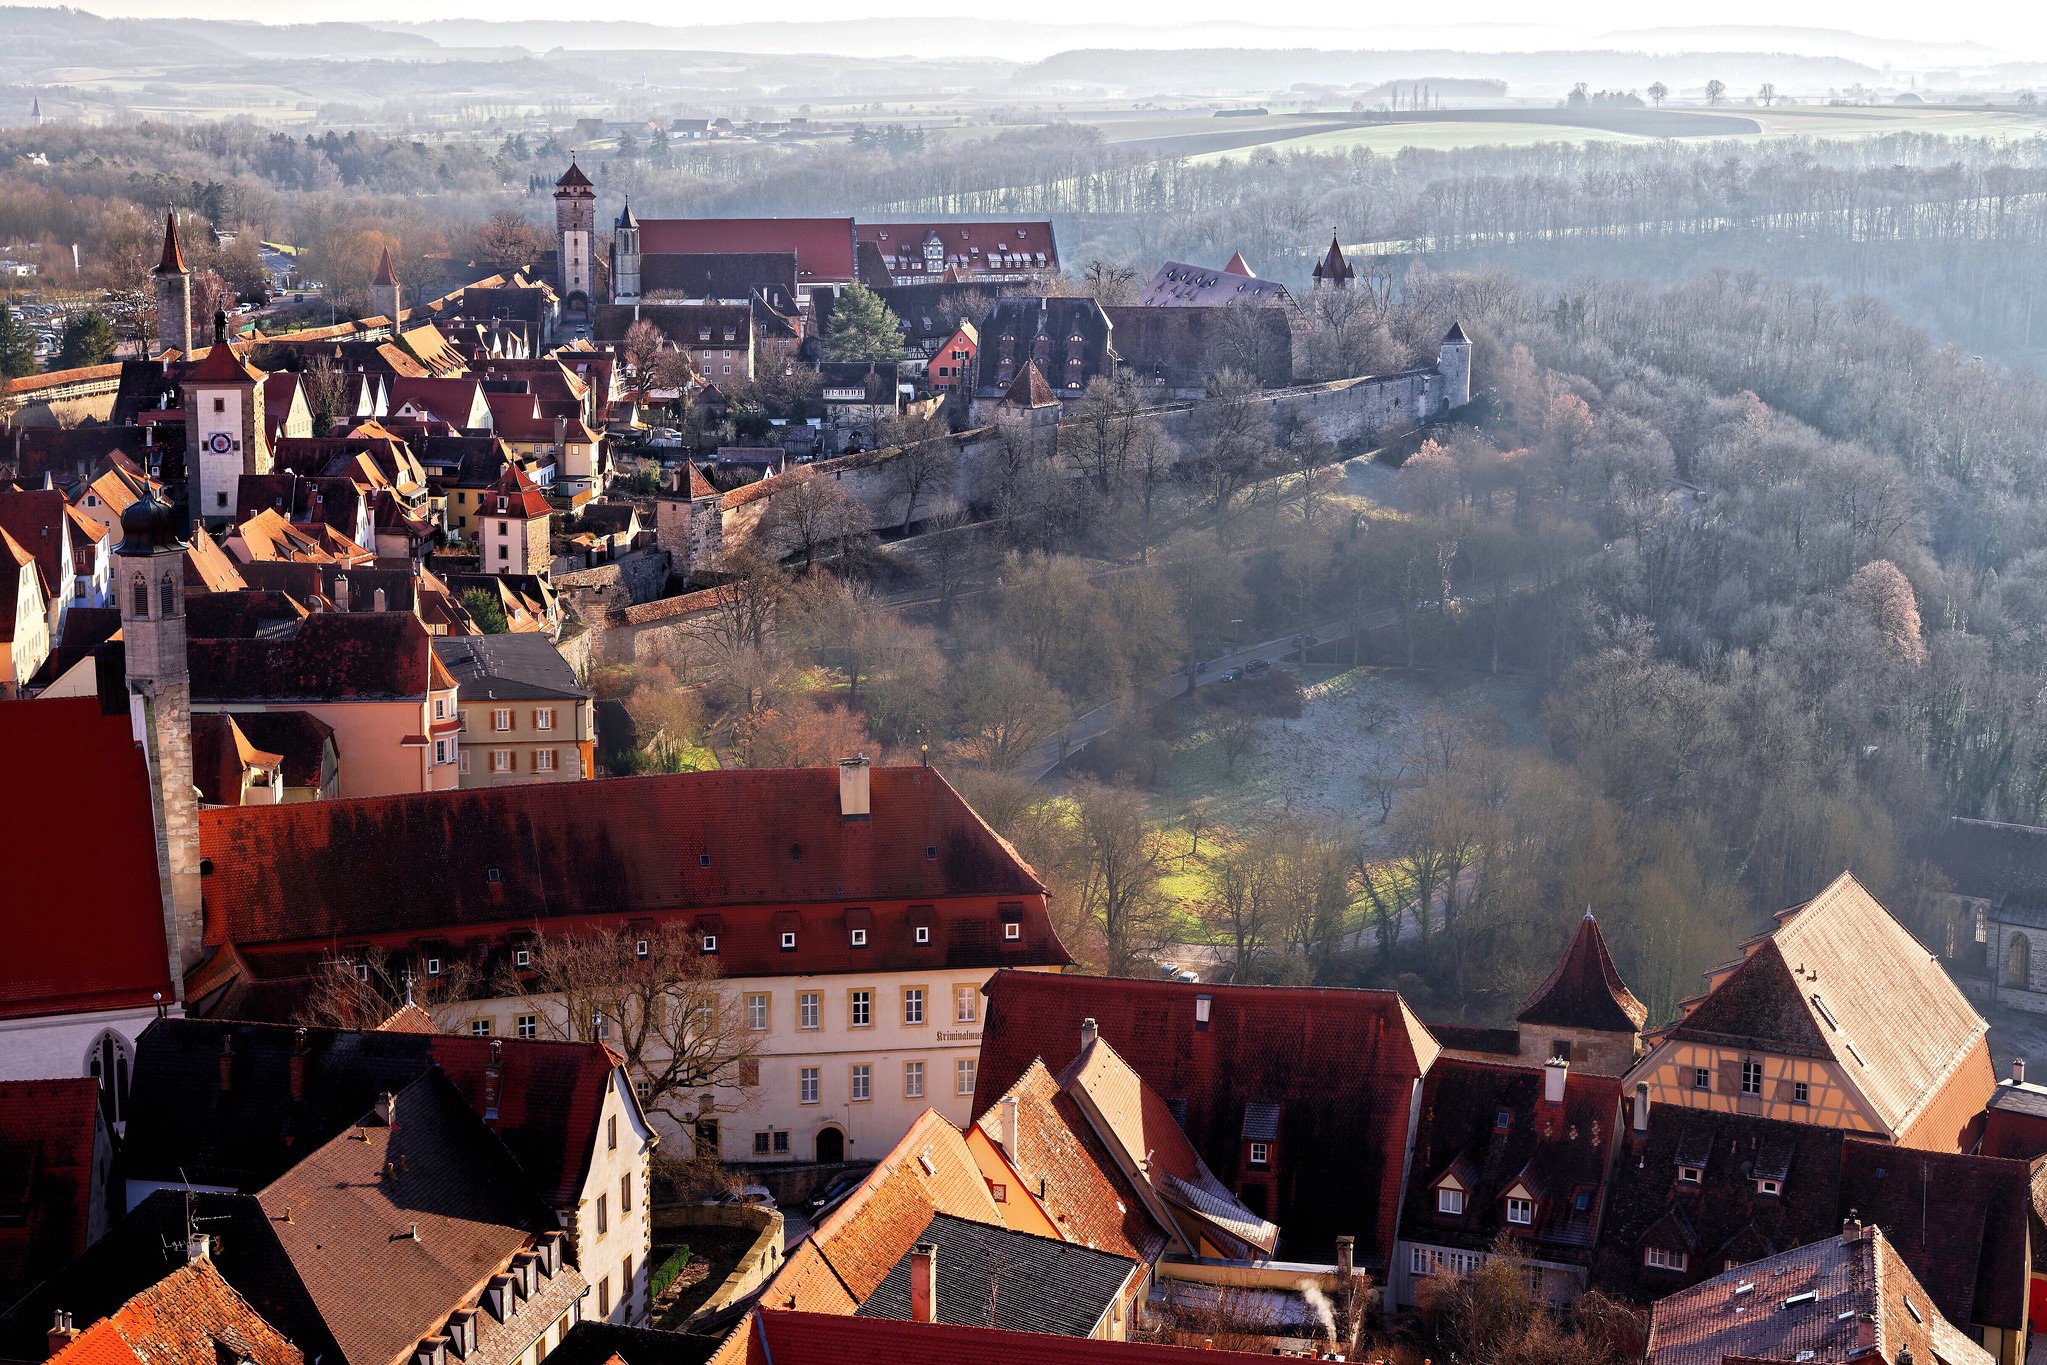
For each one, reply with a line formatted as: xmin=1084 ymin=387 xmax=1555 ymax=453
xmin=1515 ymin=910 xmax=1647 ymax=1033
xmin=740 ymin=1308 xmax=1277 ymax=1365
xmin=1836 ymin=1140 xmax=2031 ymax=1336
xmin=196 ymin=765 xmax=1054 ymax=953
xmin=854 ymin=1213 xmax=1136 ymax=1335
xmin=123 ymin=1018 xmax=626 ymax=1210
xmin=1643 ymin=1224 xmax=1990 ymax=1365
xmin=433 ymin=633 xmax=586 ymax=702
xmin=636 ymin=218 xmax=856 ymax=283
xmin=856 ymin=222 xmax=1058 ymax=276
xmin=1662 ymin=872 xmax=1991 ymax=1142
xmin=188 ymin=611 xmax=448 ymax=703
xmin=975 ymin=972 xmax=1439 ymax=1267
xmin=1136 ymin=261 xmax=1294 ymax=308
xmin=544 ymin=1323 xmax=723 ymax=1365
xmin=48 ymin=1258 xmax=302 ymax=1365
xmin=1000 ymin=361 xmax=1057 ymax=409
xmin=0 ymin=697 xmax=174 ymax=1021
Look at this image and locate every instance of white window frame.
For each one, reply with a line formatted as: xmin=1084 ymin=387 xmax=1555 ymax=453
xmin=799 ymin=1067 xmax=820 ymax=1105
xmin=915 ymin=925 xmax=930 ymax=944
xmin=851 ymin=928 xmax=867 ymax=947
xmin=701 ymin=934 xmax=718 ymax=954
xmin=1437 ymin=1187 xmax=1464 ymax=1215
xmin=799 ymin=992 xmax=820 ymax=1030
xmin=516 ymin=1013 xmax=537 ymax=1039
xmin=955 ymin=985 xmax=978 ymax=1023
xmin=1644 ymin=1247 xmax=1687 ymax=1272
xmin=904 ymin=988 xmax=925 ymax=1025
xmin=955 ymin=1057 xmax=977 ymax=1095
xmin=535 ymin=749 xmax=556 ymax=773
xmin=851 ymin=1064 xmax=871 ymax=1102
xmin=1505 ymin=1196 xmax=1534 ymax=1226
xmin=1741 ymin=1060 xmax=1763 ymax=1096
xmin=850 ymin=990 xmax=872 ymax=1028
xmin=1678 ymin=1165 xmax=1703 ymax=1184
xmin=1249 ymin=1141 xmax=1269 ymax=1166
xmin=747 ymin=994 xmax=769 ymax=1031
xmin=781 ymin=931 xmax=797 ymax=950
xmin=535 ymin=707 xmax=555 ymax=731
xmin=493 ymin=708 xmax=513 ymax=732
xmin=904 ymin=1060 xmax=924 ymax=1098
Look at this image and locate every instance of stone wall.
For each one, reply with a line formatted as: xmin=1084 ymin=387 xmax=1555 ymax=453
xmin=553 ymin=548 xmax=673 ymax=627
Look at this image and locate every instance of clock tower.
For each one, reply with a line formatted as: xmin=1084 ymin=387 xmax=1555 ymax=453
xmin=183 ymin=311 xmax=269 ymax=528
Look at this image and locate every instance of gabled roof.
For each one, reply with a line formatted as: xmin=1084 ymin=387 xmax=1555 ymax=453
xmin=546 ymin=1323 xmax=723 ymax=1365
xmin=1442 ymin=322 xmax=1468 ymax=344
xmin=1837 ymin=1140 xmax=2031 ymax=1332
xmin=483 ymin=461 xmax=551 ymax=518
xmin=742 ymin=1308 xmax=1276 ymax=1365
xmin=48 ymin=1259 xmax=302 ymax=1365
xmin=855 ymin=222 xmax=1058 ymax=276
xmin=184 ymin=342 xmax=265 ymax=386
xmin=432 ymin=633 xmax=586 ymax=702
xmin=637 ymin=218 xmax=856 ymax=283
xmin=555 ymin=159 xmax=593 ymax=190
xmin=975 ymin=972 xmax=1438 ymax=1267
xmin=1223 ymin=251 xmax=1254 ymax=276
xmin=1644 ymin=1225 xmax=1990 ymax=1365
xmin=228 ymin=710 xmax=335 ymax=789
xmin=1516 ymin=911 xmax=1647 ymax=1033
xmin=0 ymin=526 xmax=48 ymax=642
xmin=0 ymin=697 xmax=174 ymax=1021
xmin=190 ymin=713 xmax=284 ymax=806
xmin=1665 ymin=873 xmax=1990 ymax=1138
xmin=124 ymin=1018 xmax=625 ymax=1211
xmin=1136 ymin=261 xmax=1293 ymax=308
xmin=184 ymin=525 xmax=248 ymax=592
xmin=0 ymin=488 xmax=77 ymax=598
xmin=854 ymin=1212 xmax=1135 ymax=1336
xmin=0 ymin=1079 xmax=103 ymax=1302
xmin=188 ymin=611 xmax=440 ymax=704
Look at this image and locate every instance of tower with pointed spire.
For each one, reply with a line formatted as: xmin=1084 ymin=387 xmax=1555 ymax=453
xmin=370 ymin=244 xmax=402 ymax=324
xmin=152 ymin=212 xmax=194 ymax=356
xmin=1437 ymin=322 xmax=1471 ymax=412
xmin=553 ymin=158 xmax=596 ymax=312
xmin=610 ymin=198 xmax=641 ymax=304
xmin=1311 ymin=232 xmax=1354 ymax=291
xmin=30 ymin=95 xmax=43 ymax=127
xmin=1513 ymin=909 xmax=1648 ymax=1076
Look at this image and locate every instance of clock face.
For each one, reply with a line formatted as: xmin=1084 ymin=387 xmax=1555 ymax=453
xmin=207 ymin=431 xmax=233 ymax=454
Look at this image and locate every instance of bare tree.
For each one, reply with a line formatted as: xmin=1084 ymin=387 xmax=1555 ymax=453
xmin=761 ymin=468 xmax=861 ymax=568
xmin=474 ymin=209 xmax=543 ymax=271
xmin=886 ymin=436 xmax=956 ymax=535
xmin=949 ymin=648 xmax=1068 ymax=771
xmin=1068 ymin=781 xmax=1175 ymax=977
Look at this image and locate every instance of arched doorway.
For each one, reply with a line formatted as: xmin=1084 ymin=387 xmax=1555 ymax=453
xmin=2009 ymin=932 xmax=2033 ymax=989
xmin=815 ymin=1126 xmax=845 ymax=1164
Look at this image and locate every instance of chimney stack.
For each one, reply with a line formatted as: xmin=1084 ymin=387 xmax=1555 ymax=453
xmin=187 ymin=1232 xmax=211 ymax=1263
xmin=838 ymin=753 xmax=871 ymax=819
xmin=999 ymin=1096 xmax=1019 ymax=1163
xmin=909 ymin=1242 xmax=937 ymax=1324
xmin=1543 ymin=1056 xmax=1569 ymax=1106
xmin=1081 ymin=1017 xmax=1099 ymax=1051
xmin=333 ymin=574 xmax=350 ymax=613
xmin=1335 ymin=1235 xmax=1354 ymax=1279
xmin=2015 ymin=1057 xmax=2028 ymax=1086
xmin=1632 ymin=1082 xmax=1650 ymax=1136
xmin=374 ymin=1091 xmax=397 ymax=1126
xmin=46 ymin=1311 xmax=78 ymax=1359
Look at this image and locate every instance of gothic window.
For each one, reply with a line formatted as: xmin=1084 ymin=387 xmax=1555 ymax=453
xmin=130 ymin=572 xmax=149 ymax=619
xmin=2008 ymin=932 xmax=2032 ymax=989
xmin=86 ymin=1029 xmax=133 ymax=1127
xmin=158 ymin=574 xmax=177 ymax=618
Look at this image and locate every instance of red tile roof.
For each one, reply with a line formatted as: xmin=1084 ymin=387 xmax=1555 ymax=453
xmin=184 ymin=342 xmax=265 ymax=385
xmin=188 ymin=612 xmax=442 ymax=703
xmin=743 ymin=1308 xmax=1275 ymax=1365
xmin=154 ymin=213 xmax=187 ymax=276
xmin=0 ymin=488 xmax=76 ymax=597
xmin=975 ymin=972 xmax=1438 ymax=1268
xmin=855 ymin=222 xmax=1057 ymax=277
xmin=485 ymin=463 xmax=551 ymax=518
xmin=373 ymin=247 xmax=398 ymax=288
xmin=50 ymin=1259 xmax=303 ymax=1365
xmin=638 ymin=219 xmax=857 ymax=284
xmin=0 ymin=697 xmax=174 ymax=1020
xmin=197 ymin=767 xmax=1056 ymax=957
xmin=1837 ymin=1139 xmax=2031 ymax=1332
xmin=1515 ymin=911 xmax=1647 ymax=1033
xmin=0 ymin=1079 xmax=104 ymax=1301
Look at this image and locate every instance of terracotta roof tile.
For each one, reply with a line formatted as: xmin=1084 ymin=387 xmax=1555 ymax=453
xmin=51 ymin=1259 xmax=301 ymax=1365
xmin=637 ymin=219 xmax=856 ymax=283
xmin=1515 ymin=911 xmax=1647 ymax=1033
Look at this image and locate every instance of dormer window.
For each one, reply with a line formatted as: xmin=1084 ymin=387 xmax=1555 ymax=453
xmin=1756 ymin=1178 xmax=1782 ymax=1196
xmin=1004 ymin=922 xmax=1021 ymax=941
xmin=425 ymin=957 xmax=442 ymax=976
xmin=1644 ymin=1247 xmax=1687 ymax=1271
xmin=1678 ymin=1165 xmax=1703 ymax=1185
xmin=635 ymin=939 xmax=650 ymax=958
xmin=1248 ymin=1141 xmax=1269 ymax=1166
xmin=1505 ymin=1196 xmax=1534 ymax=1225
xmin=514 ymin=948 xmax=532 ymax=968
xmin=915 ymin=926 xmax=931 ymax=944
xmin=781 ymin=932 xmax=796 ymax=950
xmin=1437 ymin=1187 xmax=1464 ymax=1215
xmin=701 ymin=934 xmax=718 ymax=954
xmin=851 ymin=928 xmax=867 ymax=947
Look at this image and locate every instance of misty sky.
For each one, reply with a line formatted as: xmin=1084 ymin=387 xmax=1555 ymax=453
xmin=28 ymin=0 xmax=2047 ymax=58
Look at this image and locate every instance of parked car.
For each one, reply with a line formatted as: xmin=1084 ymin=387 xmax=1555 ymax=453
xmin=1244 ymin=659 xmax=1272 ymax=676
xmin=809 ymin=1168 xmax=871 ymax=1218
xmin=1219 ymin=667 xmax=1242 ymax=682
xmin=716 ymin=1184 xmax=777 ymax=1209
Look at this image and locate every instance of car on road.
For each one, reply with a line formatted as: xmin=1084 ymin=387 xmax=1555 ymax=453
xmin=716 ymin=1184 xmax=777 ymax=1209
xmin=1244 ymin=659 xmax=1272 ymax=676
xmin=1219 ymin=667 xmax=1241 ymax=682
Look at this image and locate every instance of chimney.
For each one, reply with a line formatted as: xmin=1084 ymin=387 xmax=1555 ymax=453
xmin=999 ymin=1096 xmax=1019 ymax=1163
xmin=1543 ymin=1056 xmax=1568 ymax=1106
xmin=374 ymin=1091 xmax=397 ymax=1126
xmin=838 ymin=753 xmax=871 ymax=819
xmin=46 ymin=1311 xmax=78 ymax=1359
xmin=908 ymin=1242 xmax=937 ymax=1324
xmin=187 ymin=1232 xmax=211 ymax=1263
xmin=1081 ymin=1017 xmax=1099 ymax=1051
xmin=1335 ymin=1235 xmax=1354 ymax=1279
xmin=372 ymin=588 xmax=387 ymax=613
xmin=2015 ymin=1057 xmax=2028 ymax=1086
xmin=483 ymin=1039 xmax=503 ymax=1124
xmin=333 ymin=573 xmax=350 ymax=612
xmin=1632 ymin=1082 xmax=1650 ymax=1136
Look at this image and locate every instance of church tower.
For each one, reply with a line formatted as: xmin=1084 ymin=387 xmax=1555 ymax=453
xmin=152 ymin=212 xmax=194 ymax=356
xmin=554 ymin=158 xmax=596 ymax=312
xmin=610 ymin=198 xmax=641 ymax=305
xmin=183 ymin=311 xmax=270 ymax=527
xmin=116 ymin=486 xmax=202 ymax=982
xmin=370 ymin=245 xmax=402 ymax=324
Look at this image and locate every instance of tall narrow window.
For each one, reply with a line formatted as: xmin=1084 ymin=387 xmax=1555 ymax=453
xmin=159 ymin=575 xmax=176 ymax=617
xmin=130 ymin=573 xmax=148 ymax=619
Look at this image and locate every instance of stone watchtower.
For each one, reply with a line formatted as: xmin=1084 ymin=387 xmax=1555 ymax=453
xmin=610 ymin=198 xmax=641 ymax=305
xmin=554 ymin=158 xmax=597 ymax=313
xmin=370 ymin=245 xmax=402 ymax=324
xmin=152 ymin=212 xmax=194 ymax=356
xmin=1513 ymin=909 xmax=1648 ymax=1076
xmin=1437 ymin=323 xmax=1471 ymax=412
xmin=116 ymin=487 xmax=203 ymax=982
xmin=654 ymin=462 xmax=724 ymax=585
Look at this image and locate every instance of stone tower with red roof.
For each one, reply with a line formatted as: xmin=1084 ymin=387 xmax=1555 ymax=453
xmin=152 ymin=212 xmax=193 ymax=356
xmin=1513 ymin=909 xmax=1648 ymax=1076
xmin=115 ymin=485 xmax=204 ymax=980
xmin=370 ymin=245 xmax=402 ymax=325
xmin=182 ymin=314 xmax=270 ymax=529
xmin=554 ymin=159 xmax=596 ymax=313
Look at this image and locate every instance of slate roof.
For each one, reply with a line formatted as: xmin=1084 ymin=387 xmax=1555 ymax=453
xmin=974 ymin=297 xmax=1113 ymax=400
xmin=123 ymin=1018 xmax=623 ymax=1211
xmin=196 ymin=766 xmax=1055 ymax=955
xmin=1591 ymin=1108 xmax=1845 ymax=1306
xmin=0 ymin=697 xmax=174 ymax=1021
xmin=1987 ymin=1079 xmax=2047 ymax=1120
xmin=1644 ymin=1225 xmax=1990 ymax=1365
xmin=854 ymin=1212 xmax=1135 ymax=1336
xmin=544 ymin=1323 xmax=723 ymax=1365
xmin=48 ymin=1259 xmax=302 ymax=1365
xmin=1836 ymin=1140 xmax=2030 ymax=1332
xmin=1516 ymin=911 xmax=1648 ymax=1033
xmin=636 ymin=252 xmax=798 ymax=304
xmin=974 ymin=972 xmax=1439 ymax=1267
xmin=1664 ymin=872 xmax=1989 ymax=1139
xmin=0 ymin=1079 xmax=102 ymax=1303
xmin=1399 ymin=1056 xmax=1621 ymax=1263
xmin=433 ymin=634 xmax=587 ymax=702
xmin=1136 ymin=260 xmax=1295 ymax=308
